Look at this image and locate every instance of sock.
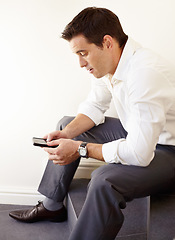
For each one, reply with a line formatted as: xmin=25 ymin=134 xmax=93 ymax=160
xmin=43 ymin=197 xmax=63 ymax=211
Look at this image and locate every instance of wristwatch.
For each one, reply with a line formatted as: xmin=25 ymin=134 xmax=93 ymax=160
xmin=78 ymin=142 xmax=88 ymax=158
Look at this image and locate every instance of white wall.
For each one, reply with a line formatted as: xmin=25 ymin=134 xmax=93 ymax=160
xmin=0 ymin=0 xmax=175 ymax=205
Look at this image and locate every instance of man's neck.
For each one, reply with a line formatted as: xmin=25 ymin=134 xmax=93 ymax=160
xmin=110 ymin=42 xmax=125 ymax=77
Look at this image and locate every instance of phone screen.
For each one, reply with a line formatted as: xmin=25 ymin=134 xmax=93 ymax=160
xmin=33 ymin=137 xmax=48 ymax=147
xmin=33 ymin=137 xmax=58 ymax=148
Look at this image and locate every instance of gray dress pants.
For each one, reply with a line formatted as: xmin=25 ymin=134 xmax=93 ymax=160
xmin=38 ymin=116 xmax=175 ymax=240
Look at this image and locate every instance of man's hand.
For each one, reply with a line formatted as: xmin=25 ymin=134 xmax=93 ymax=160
xmin=43 ymin=139 xmax=82 ymax=165
xmin=43 ymin=130 xmax=68 ymax=142
xmin=44 ymin=114 xmax=95 ymax=143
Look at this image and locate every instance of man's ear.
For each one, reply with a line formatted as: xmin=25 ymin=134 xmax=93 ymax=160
xmin=102 ymin=35 xmax=113 ymax=49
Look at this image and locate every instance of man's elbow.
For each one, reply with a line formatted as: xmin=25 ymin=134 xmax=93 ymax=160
xmin=134 ymin=152 xmax=154 ymax=167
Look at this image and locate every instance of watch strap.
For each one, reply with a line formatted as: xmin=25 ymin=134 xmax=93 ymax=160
xmin=80 ymin=142 xmax=88 ymax=148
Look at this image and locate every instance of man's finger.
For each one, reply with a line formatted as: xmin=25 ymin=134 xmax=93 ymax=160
xmin=46 ymin=139 xmax=60 ymax=147
xmin=43 ymin=147 xmax=56 ymax=154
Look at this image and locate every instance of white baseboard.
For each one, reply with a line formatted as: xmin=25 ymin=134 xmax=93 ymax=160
xmin=0 ymin=158 xmax=104 ymax=205
xmin=0 ymin=188 xmax=44 ymax=206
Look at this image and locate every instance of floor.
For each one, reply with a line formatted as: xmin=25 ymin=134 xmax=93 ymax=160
xmin=0 ymin=204 xmax=70 ymax=240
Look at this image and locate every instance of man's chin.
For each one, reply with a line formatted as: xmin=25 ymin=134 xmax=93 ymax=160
xmin=93 ymin=73 xmax=105 ymax=79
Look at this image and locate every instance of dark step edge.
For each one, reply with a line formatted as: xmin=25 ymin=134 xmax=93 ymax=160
xmin=116 ymin=232 xmax=147 ymax=240
xmin=66 ymin=192 xmax=78 ymax=231
xmin=66 ymin=179 xmax=90 ymax=231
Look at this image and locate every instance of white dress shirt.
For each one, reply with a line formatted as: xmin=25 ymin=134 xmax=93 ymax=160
xmin=78 ymin=37 xmax=175 ymax=166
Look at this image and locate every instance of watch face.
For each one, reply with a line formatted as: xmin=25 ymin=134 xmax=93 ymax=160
xmin=80 ymin=148 xmax=87 ymax=156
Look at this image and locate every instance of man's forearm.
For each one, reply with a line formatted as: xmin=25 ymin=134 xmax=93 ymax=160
xmin=62 ymin=114 xmax=105 ymax=162
xmin=87 ymin=143 xmax=105 ymax=162
xmin=62 ymin=113 xmax=95 ymax=139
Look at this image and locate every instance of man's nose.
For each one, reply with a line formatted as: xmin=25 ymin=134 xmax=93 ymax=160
xmin=79 ymin=56 xmax=88 ymax=68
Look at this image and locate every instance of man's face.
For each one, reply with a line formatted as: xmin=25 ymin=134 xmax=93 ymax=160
xmin=69 ymin=34 xmax=115 ymax=78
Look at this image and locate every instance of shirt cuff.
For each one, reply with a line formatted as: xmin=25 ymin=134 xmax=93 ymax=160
xmin=102 ymin=139 xmax=127 ymax=164
xmin=78 ymin=102 xmax=105 ymax=126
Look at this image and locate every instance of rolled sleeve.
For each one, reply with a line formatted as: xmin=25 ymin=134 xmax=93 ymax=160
xmin=102 ymin=139 xmax=127 ymax=164
xmin=77 ymin=77 xmax=112 ymax=126
xmin=78 ymin=101 xmax=105 ymax=125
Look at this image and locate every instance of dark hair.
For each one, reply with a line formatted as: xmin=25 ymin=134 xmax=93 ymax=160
xmin=61 ymin=7 xmax=128 ymax=48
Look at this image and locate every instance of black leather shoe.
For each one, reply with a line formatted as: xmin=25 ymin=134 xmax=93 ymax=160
xmin=9 ymin=201 xmax=67 ymax=223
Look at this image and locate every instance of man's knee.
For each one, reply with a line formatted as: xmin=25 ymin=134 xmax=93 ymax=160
xmin=89 ymin=165 xmax=118 ymax=194
xmin=88 ymin=165 xmax=126 ymax=209
xmin=56 ymin=116 xmax=74 ymax=131
xmin=90 ymin=164 xmax=135 ymax=202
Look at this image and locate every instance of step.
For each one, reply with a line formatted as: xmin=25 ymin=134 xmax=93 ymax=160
xmin=67 ymin=178 xmax=149 ymax=240
xmin=149 ymin=192 xmax=175 ymax=240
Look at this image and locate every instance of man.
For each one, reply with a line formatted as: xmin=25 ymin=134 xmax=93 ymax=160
xmin=9 ymin=7 xmax=175 ymax=240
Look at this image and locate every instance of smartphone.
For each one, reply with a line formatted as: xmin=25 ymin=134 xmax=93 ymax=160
xmin=32 ymin=137 xmax=58 ymax=148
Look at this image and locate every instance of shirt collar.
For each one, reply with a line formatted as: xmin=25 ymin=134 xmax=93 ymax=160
xmin=107 ymin=37 xmax=142 ymax=84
